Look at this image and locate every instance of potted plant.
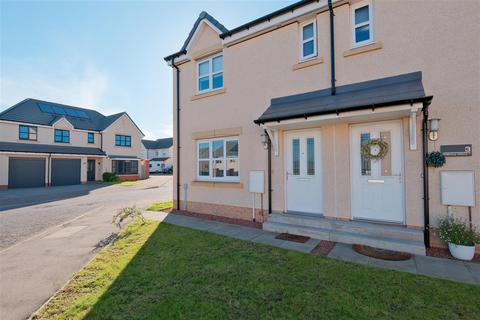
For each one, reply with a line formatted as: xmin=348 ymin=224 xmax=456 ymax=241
xmin=437 ymin=216 xmax=479 ymax=261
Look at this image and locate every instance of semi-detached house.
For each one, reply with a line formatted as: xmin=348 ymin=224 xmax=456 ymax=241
xmin=0 ymin=98 xmax=145 ymax=188
xmin=165 ymin=0 xmax=480 ymax=255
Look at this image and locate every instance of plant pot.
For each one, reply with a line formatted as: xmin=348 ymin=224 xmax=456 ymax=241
xmin=448 ymin=243 xmax=476 ymax=261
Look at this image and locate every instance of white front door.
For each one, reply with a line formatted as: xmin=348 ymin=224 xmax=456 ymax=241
xmin=351 ymin=121 xmax=405 ymax=223
xmin=285 ymin=129 xmax=323 ymax=214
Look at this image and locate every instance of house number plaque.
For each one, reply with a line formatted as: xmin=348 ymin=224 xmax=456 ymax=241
xmin=440 ymin=144 xmax=472 ymax=157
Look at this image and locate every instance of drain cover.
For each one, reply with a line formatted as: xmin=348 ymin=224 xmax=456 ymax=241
xmin=352 ymin=244 xmax=412 ymax=261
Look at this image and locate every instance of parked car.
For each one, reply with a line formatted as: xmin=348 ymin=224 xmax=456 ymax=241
xmin=160 ymin=164 xmax=173 ymax=174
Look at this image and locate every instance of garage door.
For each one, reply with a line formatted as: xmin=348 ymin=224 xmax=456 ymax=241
xmin=51 ymin=159 xmax=81 ymax=186
xmin=8 ymin=158 xmax=46 ymax=188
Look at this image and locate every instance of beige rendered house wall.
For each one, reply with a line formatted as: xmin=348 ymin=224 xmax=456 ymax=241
xmin=0 ymin=113 xmax=144 ymax=185
xmin=102 ymin=114 xmax=143 ymax=157
xmin=0 ymin=120 xmax=102 ymax=148
xmin=172 ymin=1 xmax=479 ymax=229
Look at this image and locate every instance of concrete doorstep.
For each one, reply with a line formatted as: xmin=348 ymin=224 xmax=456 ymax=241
xmin=158 ymin=213 xmax=479 ymax=286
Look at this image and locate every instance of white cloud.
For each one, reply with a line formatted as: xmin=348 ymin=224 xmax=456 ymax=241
xmin=142 ymin=122 xmax=173 ymax=140
xmin=1 ymin=61 xmax=112 ymax=113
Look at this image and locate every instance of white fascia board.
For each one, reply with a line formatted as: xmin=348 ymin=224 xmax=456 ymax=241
xmin=222 ymin=0 xmax=341 ymax=46
xmin=185 ymin=19 xmax=224 ymax=52
xmin=101 ymin=113 xmax=144 ymax=137
xmin=167 ymin=19 xmax=223 ymax=66
xmin=51 ymin=116 xmax=74 ymax=129
xmin=261 ymin=103 xmax=423 ymax=130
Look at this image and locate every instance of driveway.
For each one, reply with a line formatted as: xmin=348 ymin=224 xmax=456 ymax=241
xmin=0 ymin=175 xmax=172 ymax=320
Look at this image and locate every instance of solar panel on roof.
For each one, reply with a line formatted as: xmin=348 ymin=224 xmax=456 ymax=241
xmin=37 ymin=102 xmax=90 ymax=120
xmin=65 ymin=108 xmax=78 ymax=117
xmin=38 ymin=103 xmax=54 ymax=113
xmin=51 ymin=106 xmax=66 ymax=115
xmin=75 ymin=110 xmax=89 ymax=119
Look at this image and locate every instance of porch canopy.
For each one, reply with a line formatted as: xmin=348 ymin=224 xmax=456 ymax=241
xmin=254 ymin=71 xmax=432 ymax=126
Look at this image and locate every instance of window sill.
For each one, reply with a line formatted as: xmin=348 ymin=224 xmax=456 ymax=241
xmin=343 ymin=41 xmax=383 ymax=58
xmin=191 ymin=88 xmax=226 ymax=101
xmin=292 ymin=57 xmax=324 ymax=71
xmin=191 ymin=180 xmax=243 ymax=189
xmin=18 ymin=139 xmax=38 ymax=142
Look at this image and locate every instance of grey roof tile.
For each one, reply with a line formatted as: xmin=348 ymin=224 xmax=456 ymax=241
xmin=142 ymin=138 xmax=173 ymax=149
xmin=255 ymin=72 xmax=431 ymax=123
xmin=0 ymin=98 xmax=139 ymax=133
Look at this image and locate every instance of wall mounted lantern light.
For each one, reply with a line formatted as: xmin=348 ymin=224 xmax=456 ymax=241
xmin=261 ymin=133 xmax=270 ymax=150
xmin=428 ymin=118 xmax=441 ymax=141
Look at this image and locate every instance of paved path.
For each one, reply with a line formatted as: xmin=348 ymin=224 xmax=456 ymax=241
xmin=160 ymin=213 xmax=479 ymax=286
xmin=0 ymin=176 xmax=172 ymax=320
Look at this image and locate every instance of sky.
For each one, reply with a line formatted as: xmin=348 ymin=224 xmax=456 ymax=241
xmin=1 ymin=0 xmax=294 ymax=140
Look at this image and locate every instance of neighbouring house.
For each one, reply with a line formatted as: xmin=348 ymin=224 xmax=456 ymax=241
xmin=141 ymin=137 xmax=173 ymax=172
xmin=0 ymin=98 xmax=146 ymax=188
xmin=164 ymin=0 xmax=479 ymax=255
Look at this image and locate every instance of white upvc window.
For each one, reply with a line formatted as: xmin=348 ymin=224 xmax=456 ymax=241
xmin=351 ymin=1 xmax=374 ymax=47
xmin=197 ymin=137 xmax=239 ymax=181
xmin=300 ymin=20 xmax=317 ymax=60
xmin=197 ymin=53 xmax=223 ymax=93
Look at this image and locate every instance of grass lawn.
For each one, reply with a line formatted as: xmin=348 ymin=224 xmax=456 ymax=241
xmin=33 ymin=221 xmax=480 ymax=320
xmin=146 ymin=201 xmax=173 ymax=211
xmin=105 ymin=180 xmax=138 ymax=187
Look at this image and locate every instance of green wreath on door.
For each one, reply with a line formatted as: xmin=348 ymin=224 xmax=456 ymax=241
xmin=361 ymin=139 xmax=389 ymax=160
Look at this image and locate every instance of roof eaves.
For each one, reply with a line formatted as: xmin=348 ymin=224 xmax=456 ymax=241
xmin=164 ymin=11 xmax=228 ymax=62
xmin=220 ymin=0 xmax=316 ymax=39
xmin=254 ymin=96 xmax=433 ymax=124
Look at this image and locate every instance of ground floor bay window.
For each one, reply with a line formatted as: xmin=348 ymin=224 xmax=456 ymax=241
xmin=197 ymin=137 xmax=239 ymax=181
xmin=112 ymin=160 xmax=138 ymax=175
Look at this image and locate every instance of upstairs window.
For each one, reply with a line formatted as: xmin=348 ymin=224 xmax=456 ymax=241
xmin=19 ymin=125 xmax=37 ymax=141
xmin=88 ymin=132 xmax=94 ymax=144
xmin=300 ymin=20 xmax=317 ymax=60
xmin=115 ymin=135 xmax=131 ymax=147
xmin=352 ymin=1 xmax=373 ymax=46
xmin=197 ymin=54 xmax=223 ymax=93
xmin=54 ymin=129 xmax=70 ymax=143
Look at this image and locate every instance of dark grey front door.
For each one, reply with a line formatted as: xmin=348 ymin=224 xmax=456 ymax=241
xmin=51 ymin=159 xmax=81 ymax=186
xmin=8 ymin=158 xmax=46 ymax=188
xmin=87 ymin=159 xmax=95 ymax=181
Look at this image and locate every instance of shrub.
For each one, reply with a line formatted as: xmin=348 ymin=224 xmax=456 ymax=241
xmin=103 ymin=172 xmax=118 ymax=182
xmin=437 ymin=216 xmax=480 ymax=246
xmin=112 ymin=206 xmax=145 ymax=229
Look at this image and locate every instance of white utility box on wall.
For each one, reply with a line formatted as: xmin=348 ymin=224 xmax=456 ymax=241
xmin=440 ymin=171 xmax=475 ymax=207
xmin=249 ymin=171 xmax=264 ymax=194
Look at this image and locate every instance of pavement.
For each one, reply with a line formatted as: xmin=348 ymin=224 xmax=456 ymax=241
xmin=0 ymin=175 xmax=172 ymax=320
xmin=158 ymin=213 xmax=480 ymax=286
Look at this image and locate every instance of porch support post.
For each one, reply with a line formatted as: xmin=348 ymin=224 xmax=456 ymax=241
xmin=421 ymin=102 xmax=431 ymax=248
xmin=409 ymin=110 xmax=417 ymax=150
